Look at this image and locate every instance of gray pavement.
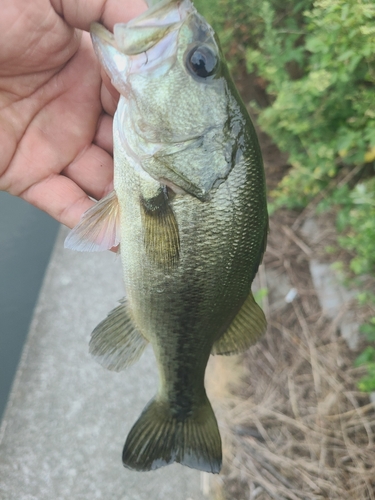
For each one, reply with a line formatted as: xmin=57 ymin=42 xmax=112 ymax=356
xmin=0 ymin=227 xmax=205 ymax=500
xmin=0 ymin=192 xmax=58 ymax=418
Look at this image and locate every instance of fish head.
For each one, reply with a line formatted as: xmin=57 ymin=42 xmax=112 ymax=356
xmin=91 ymin=0 xmax=243 ymax=200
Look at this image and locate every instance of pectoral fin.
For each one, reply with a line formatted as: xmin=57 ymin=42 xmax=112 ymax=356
xmin=140 ymin=186 xmax=180 ymax=269
xmin=212 ymin=292 xmax=266 ymax=355
xmin=64 ymin=191 xmax=120 ymax=252
xmin=90 ymin=299 xmax=148 ymax=371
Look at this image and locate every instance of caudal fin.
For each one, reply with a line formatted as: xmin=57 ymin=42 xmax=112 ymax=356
xmin=122 ymin=396 xmax=222 ymax=473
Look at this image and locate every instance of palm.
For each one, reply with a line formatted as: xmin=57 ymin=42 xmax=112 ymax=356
xmin=0 ymin=0 xmax=145 ymax=228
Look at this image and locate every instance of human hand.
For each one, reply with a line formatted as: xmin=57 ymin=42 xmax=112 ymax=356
xmin=0 ymin=0 xmax=146 ymax=228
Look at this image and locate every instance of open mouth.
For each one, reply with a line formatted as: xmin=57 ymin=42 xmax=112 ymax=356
xmin=90 ymin=0 xmax=194 ymax=78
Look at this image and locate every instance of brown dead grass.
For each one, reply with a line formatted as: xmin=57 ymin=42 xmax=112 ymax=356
xmin=209 ymin=211 xmax=375 ymax=500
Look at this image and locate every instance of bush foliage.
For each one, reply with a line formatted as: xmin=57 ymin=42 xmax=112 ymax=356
xmin=195 ymin=0 xmax=375 ymax=275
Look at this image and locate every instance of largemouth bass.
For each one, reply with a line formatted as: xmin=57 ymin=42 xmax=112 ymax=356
xmin=65 ymin=0 xmax=268 ymax=474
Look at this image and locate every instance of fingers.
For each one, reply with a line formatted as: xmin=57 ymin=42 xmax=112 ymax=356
xmin=20 ymin=139 xmax=114 ymax=229
xmin=52 ymin=0 xmax=147 ymax=31
xmin=16 ymin=0 xmax=150 ymax=230
xmin=101 ymin=0 xmax=147 ymax=29
xmin=62 ymin=143 xmax=114 ymax=201
xmin=21 ymin=174 xmax=96 ymax=229
xmin=52 ymin=0 xmax=146 ymax=112
xmin=94 ymin=113 xmax=113 ymax=155
xmin=21 ymin=173 xmax=120 ymax=253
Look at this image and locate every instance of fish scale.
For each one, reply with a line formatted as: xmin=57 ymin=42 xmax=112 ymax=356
xmin=65 ymin=0 xmax=268 ymax=474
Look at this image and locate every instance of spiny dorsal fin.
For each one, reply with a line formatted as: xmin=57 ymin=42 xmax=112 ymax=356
xmin=90 ymin=299 xmax=148 ymax=371
xmin=212 ymin=292 xmax=266 ymax=355
xmin=64 ymin=191 xmax=120 ymax=252
xmin=140 ymin=187 xmax=180 ymax=269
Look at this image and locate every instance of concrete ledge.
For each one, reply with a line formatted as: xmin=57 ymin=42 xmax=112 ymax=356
xmin=0 ymin=227 xmax=205 ymax=500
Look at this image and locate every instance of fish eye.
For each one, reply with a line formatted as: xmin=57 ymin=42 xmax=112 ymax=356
xmin=186 ymin=45 xmax=218 ymax=79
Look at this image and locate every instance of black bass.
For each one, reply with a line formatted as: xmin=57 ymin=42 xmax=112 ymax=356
xmin=65 ymin=0 xmax=268 ymax=474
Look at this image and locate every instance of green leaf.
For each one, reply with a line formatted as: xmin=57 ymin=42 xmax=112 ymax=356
xmin=358 ymin=373 xmax=375 ymax=393
xmin=354 ymin=347 xmax=375 ymax=367
xmin=254 ymin=287 xmax=268 ymax=306
xmin=360 ymin=320 xmax=375 ymax=341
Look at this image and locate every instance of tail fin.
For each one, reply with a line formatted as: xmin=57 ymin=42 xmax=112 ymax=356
xmin=122 ymin=395 xmax=222 ymax=473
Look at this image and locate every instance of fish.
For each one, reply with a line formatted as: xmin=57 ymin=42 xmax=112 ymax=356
xmin=65 ymin=0 xmax=268 ymax=474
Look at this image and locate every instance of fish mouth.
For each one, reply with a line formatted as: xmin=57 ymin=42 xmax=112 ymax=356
xmin=90 ymin=0 xmax=195 ymax=62
xmin=113 ymin=0 xmax=192 ymax=55
xmin=90 ymin=0 xmax=194 ymax=78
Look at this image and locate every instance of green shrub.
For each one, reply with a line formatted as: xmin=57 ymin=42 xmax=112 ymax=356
xmin=337 ymin=179 xmax=375 ymax=274
xmin=355 ymin=318 xmax=375 ymax=392
xmin=195 ymin=0 xmax=375 ymax=277
xmin=246 ymin=0 xmax=375 ymax=209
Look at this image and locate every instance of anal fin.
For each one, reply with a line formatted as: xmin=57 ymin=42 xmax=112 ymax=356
xmin=89 ymin=298 xmax=148 ymax=371
xmin=212 ymin=292 xmax=267 ymax=355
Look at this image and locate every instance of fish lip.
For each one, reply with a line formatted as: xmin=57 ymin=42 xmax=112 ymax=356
xmin=90 ymin=1 xmax=193 ymax=55
xmin=126 ymin=0 xmax=191 ymax=28
xmin=90 ymin=22 xmax=115 ymax=46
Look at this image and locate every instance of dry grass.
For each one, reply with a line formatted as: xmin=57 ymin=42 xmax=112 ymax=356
xmin=211 ymin=212 xmax=375 ymax=500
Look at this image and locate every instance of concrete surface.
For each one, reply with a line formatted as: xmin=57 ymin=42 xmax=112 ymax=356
xmin=0 ymin=227 xmax=205 ymax=500
xmin=0 ymin=192 xmax=58 ymax=419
